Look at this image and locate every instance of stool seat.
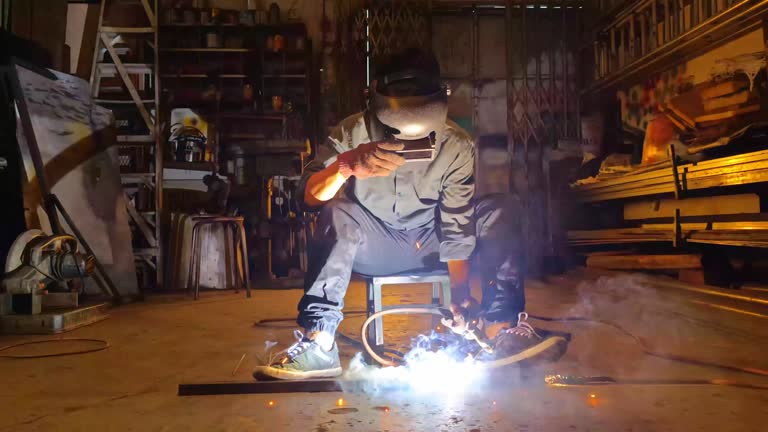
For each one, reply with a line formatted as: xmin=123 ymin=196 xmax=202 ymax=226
xmin=364 ymin=271 xmax=451 ymax=347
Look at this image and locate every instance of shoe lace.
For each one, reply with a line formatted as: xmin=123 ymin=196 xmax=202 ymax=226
xmin=275 ymin=330 xmax=311 ymax=365
xmin=505 ymin=312 xmax=541 ymax=339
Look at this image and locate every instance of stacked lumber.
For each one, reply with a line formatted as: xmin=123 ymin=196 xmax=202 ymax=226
xmin=660 ymin=77 xmax=764 ymax=149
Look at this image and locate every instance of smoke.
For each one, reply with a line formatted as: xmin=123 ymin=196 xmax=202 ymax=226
xmin=560 ymin=272 xmax=720 ymax=378
xmin=342 ymin=332 xmax=488 ymax=395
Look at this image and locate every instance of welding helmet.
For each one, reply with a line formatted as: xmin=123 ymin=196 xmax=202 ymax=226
xmin=367 ymin=48 xmax=449 ymax=143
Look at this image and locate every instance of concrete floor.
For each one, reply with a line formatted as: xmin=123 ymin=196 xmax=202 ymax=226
xmin=1 ymin=269 xmax=768 ymax=431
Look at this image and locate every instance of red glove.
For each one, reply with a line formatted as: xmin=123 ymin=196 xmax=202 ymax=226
xmin=337 ymin=141 xmax=406 ymax=179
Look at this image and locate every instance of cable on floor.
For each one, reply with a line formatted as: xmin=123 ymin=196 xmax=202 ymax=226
xmin=0 ymin=338 xmax=109 ymax=359
xmin=253 ymin=311 xmax=407 ymax=359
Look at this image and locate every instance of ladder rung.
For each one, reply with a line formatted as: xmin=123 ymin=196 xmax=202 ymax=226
xmin=121 ymin=173 xmax=156 ymax=184
xmin=101 ymin=26 xmax=154 ymax=34
xmin=97 ymin=63 xmax=153 ymax=75
xmin=96 ymin=98 xmax=155 ymax=105
xmin=117 ymin=135 xmax=155 ymax=143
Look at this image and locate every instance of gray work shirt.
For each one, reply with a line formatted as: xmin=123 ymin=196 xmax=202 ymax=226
xmin=299 ymin=112 xmax=476 ymax=262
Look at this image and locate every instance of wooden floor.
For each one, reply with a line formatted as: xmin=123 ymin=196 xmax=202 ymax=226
xmin=1 ymin=269 xmax=767 ymax=431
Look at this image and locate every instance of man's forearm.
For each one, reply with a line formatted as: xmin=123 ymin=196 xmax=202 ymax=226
xmin=304 ymin=161 xmax=347 ymax=207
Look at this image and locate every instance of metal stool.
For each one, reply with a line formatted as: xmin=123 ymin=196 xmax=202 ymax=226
xmin=365 ymin=272 xmax=451 ymax=347
xmin=187 ymin=215 xmax=251 ymax=300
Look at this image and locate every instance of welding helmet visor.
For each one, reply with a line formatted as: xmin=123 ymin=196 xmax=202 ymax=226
xmin=369 ymin=66 xmax=448 ymax=140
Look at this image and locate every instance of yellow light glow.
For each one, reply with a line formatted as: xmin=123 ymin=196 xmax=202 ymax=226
xmin=268 ymin=400 xmax=275 ymax=407
xmin=336 ymin=398 xmax=345 ymax=407
xmin=402 ymin=124 xmax=426 ymax=136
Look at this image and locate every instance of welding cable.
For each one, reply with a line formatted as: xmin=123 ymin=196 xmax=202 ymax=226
xmin=253 ymin=312 xmax=408 ymax=360
xmin=0 ymin=338 xmax=109 ymax=359
xmin=360 ymin=307 xmax=446 ymax=367
xmin=359 ymin=307 xmax=570 ymax=369
xmin=529 ymin=314 xmax=768 ymax=378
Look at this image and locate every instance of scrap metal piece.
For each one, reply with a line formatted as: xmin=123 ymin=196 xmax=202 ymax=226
xmin=178 ymin=379 xmax=366 ymax=396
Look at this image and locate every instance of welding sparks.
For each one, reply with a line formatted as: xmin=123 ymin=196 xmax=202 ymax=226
xmin=588 ymin=394 xmax=599 ymax=408
xmin=415 ymin=241 xmax=421 ymax=250
xmin=336 ymin=398 xmax=345 ymax=407
xmin=268 ymin=400 xmax=275 ymax=407
xmin=344 ymin=332 xmax=487 ymax=396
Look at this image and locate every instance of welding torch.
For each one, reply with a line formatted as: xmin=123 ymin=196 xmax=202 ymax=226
xmin=437 ymin=308 xmax=495 ymax=354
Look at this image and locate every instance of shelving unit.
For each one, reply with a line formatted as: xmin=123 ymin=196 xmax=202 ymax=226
xmin=158 ymin=12 xmax=313 ymax=283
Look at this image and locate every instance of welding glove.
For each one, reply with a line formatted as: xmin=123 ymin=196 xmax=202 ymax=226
xmin=337 ymin=141 xmax=406 ymax=179
xmin=442 ymin=297 xmax=482 ymax=336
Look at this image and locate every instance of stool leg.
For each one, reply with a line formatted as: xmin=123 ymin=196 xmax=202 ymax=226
xmin=227 ymin=223 xmax=239 ymax=294
xmin=441 ymin=280 xmax=451 ymax=307
xmin=186 ymin=223 xmax=198 ymax=297
xmin=373 ymin=281 xmax=384 ymax=346
xmin=190 ymin=224 xmax=203 ymax=300
xmin=365 ymin=279 xmax=376 ymax=347
xmin=431 ymin=282 xmax=441 ymax=329
xmin=238 ymin=221 xmax=251 ymax=298
xmin=431 ymin=282 xmax=440 ymax=305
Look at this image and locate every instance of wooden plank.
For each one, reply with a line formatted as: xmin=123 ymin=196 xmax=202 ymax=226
xmin=125 ymin=196 xmax=158 ymax=247
xmin=76 ymin=4 xmax=101 ymax=80
xmin=700 ymin=78 xmax=750 ymax=99
xmin=586 ymin=254 xmax=703 ymax=270
xmin=694 ymin=104 xmax=760 ymax=124
xmin=624 ymin=194 xmax=760 ymax=220
xmin=702 ymin=90 xmax=751 ymax=111
xmin=140 ymin=0 xmax=156 ymax=27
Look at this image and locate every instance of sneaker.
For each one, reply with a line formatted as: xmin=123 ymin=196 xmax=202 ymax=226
xmin=253 ymin=330 xmax=342 ymax=380
xmin=486 ymin=312 xmax=568 ymax=366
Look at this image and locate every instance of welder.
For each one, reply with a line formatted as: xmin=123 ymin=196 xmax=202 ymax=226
xmin=254 ymin=47 xmax=566 ymax=380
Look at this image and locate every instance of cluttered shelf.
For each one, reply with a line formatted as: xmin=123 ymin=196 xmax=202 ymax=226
xmin=573 ymin=57 xmax=768 ymax=202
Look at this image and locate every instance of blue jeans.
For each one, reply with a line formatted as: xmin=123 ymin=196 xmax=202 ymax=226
xmin=297 ymin=194 xmax=525 ymax=335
